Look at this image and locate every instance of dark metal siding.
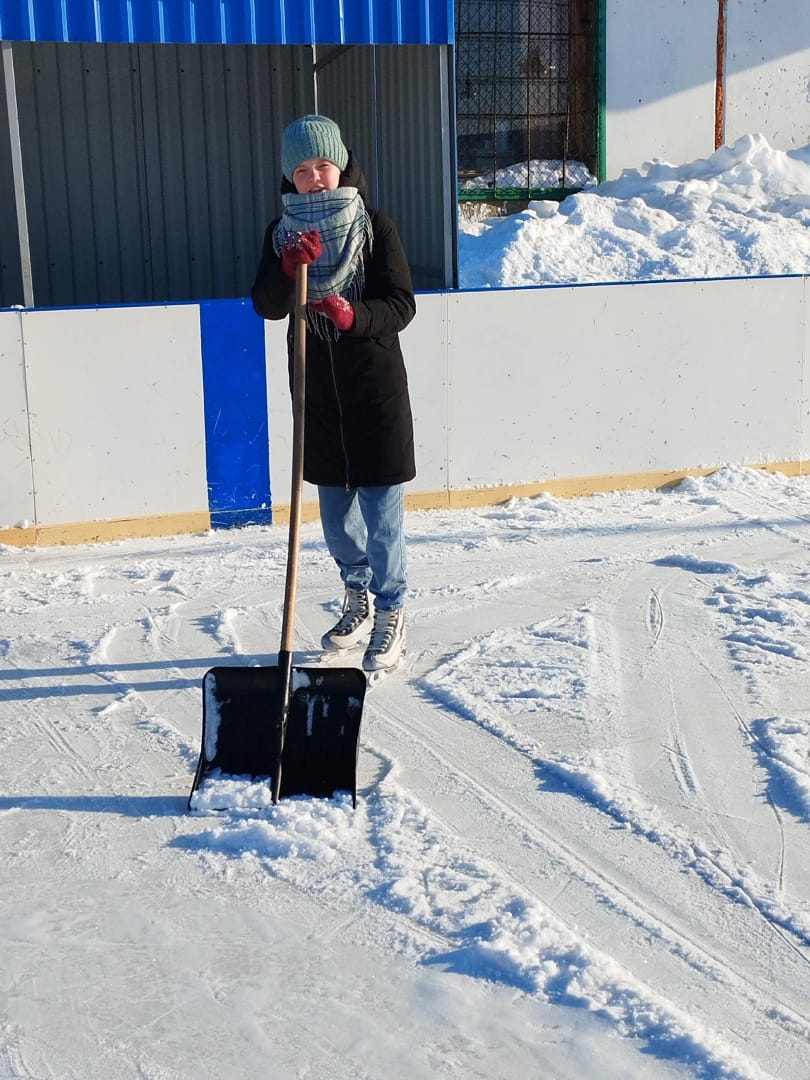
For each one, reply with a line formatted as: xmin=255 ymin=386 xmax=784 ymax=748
xmin=6 ymin=41 xmax=314 ymax=306
xmin=376 ymin=45 xmax=456 ymax=290
xmin=1 ymin=39 xmax=452 ymax=307
xmin=0 ymin=58 xmax=24 ymax=303
xmin=0 ymin=0 xmax=454 ymax=45
xmin=316 ymin=44 xmax=456 ymax=290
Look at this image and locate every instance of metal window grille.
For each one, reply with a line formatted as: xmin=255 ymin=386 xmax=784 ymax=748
xmin=456 ymin=0 xmax=599 ymax=201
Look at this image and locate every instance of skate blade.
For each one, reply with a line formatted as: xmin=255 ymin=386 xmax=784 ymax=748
xmin=319 ymin=646 xmax=365 ymax=665
xmin=318 ymin=649 xmax=404 ymax=688
xmin=364 ymin=654 xmax=405 ymax=690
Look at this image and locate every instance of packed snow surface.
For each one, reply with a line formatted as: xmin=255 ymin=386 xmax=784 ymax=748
xmin=459 ymin=134 xmax=810 ymax=287
xmin=3 ymin=466 xmax=810 ymax=1079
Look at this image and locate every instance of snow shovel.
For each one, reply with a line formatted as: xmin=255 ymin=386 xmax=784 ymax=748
xmin=188 ymin=262 xmax=366 ymax=810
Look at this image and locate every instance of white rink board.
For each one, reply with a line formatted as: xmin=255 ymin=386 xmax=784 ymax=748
xmin=265 ymin=291 xmax=450 ymax=505
xmin=2 ymin=272 xmax=808 ymax=540
xmin=22 ymin=305 xmax=208 ymax=523
xmin=263 ymin=317 xmax=310 ymax=510
xmin=446 ymin=275 xmax=806 ymax=489
xmin=264 ymin=275 xmax=807 ymax=500
xmin=0 ymin=312 xmax=35 ymax=527
xmin=400 ymin=291 xmax=449 ymax=495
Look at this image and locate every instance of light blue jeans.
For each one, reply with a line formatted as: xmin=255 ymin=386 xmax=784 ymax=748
xmin=318 ymin=484 xmax=407 ymax=610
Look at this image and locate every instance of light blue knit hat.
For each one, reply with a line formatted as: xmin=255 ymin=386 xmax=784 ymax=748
xmin=281 ymin=114 xmax=349 ymax=181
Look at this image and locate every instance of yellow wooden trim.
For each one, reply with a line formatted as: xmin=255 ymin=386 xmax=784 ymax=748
xmin=0 ymin=525 xmax=37 ymax=548
xmin=270 ymin=461 xmax=810 ymax=519
xmin=267 ymin=501 xmax=322 ymax=526
xmin=406 ymin=489 xmax=452 ymax=510
xmin=201 ymin=457 xmax=810 ymax=530
xmin=439 ymin=461 xmax=809 ymax=506
xmin=0 ymin=511 xmax=211 ymax=549
xmin=2 ymin=460 xmax=807 ymax=548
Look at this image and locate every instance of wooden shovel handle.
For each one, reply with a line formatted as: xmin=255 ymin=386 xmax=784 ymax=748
xmin=279 ymin=262 xmax=307 ymax=654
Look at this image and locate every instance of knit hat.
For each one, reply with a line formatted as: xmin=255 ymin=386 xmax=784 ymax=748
xmin=281 ymin=114 xmax=349 ymax=181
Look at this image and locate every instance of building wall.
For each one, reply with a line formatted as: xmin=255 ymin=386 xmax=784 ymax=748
xmin=4 ymin=40 xmax=314 ymax=308
xmin=2 ymin=274 xmax=807 ymax=546
xmin=604 ymin=0 xmax=810 ymax=177
xmin=723 ymin=0 xmax=810 ymax=150
xmin=3 ymin=9 xmax=807 ymax=307
xmin=314 ymin=43 xmax=456 ymax=290
xmin=0 ymin=58 xmax=24 ymax=305
xmin=604 ymin=0 xmax=716 ymax=176
xmin=0 ymin=39 xmax=453 ymax=308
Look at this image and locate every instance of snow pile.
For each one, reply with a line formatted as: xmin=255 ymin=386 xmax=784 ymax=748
xmin=458 ymin=133 xmax=810 ymax=287
xmin=753 ymin=717 xmax=810 ymax=819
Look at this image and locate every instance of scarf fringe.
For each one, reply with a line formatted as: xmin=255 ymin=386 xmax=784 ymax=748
xmin=306 ymin=269 xmax=366 ymax=341
xmin=273 ymin=189 xmax=373 ymax=337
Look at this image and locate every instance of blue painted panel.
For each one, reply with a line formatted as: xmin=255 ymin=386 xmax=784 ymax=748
xmin=0 ymin=0 xmax=454 ymax=44
xmin=200 ymin=298 xmax=272 ymax=529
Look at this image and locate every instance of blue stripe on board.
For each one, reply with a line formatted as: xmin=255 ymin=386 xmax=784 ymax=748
xmin=199 ymin=298 xmax=272 ymax=529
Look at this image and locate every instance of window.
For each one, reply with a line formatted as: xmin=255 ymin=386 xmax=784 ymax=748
xmin=456 ymin=0 xmax=600 ymax=201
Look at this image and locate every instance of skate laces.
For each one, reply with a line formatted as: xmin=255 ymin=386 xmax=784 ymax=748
xmin=334 ymin=588 xmax=369 ymax=635
xmin=367 ymin=609 xmax=401 ymax=653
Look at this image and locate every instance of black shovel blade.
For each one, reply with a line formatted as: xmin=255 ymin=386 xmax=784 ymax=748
xmin=188 ymin=663 xmax=366 ymax=810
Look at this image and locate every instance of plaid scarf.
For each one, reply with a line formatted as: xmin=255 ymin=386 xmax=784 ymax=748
xmin=273 ymin=187 xmax=373 ymax=340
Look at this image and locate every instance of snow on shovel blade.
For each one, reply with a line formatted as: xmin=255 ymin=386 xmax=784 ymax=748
xmin=188 ymin=664 xmax=366 ymax=812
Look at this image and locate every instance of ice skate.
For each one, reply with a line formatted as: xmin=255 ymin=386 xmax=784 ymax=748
xmin=320 ymin=587 xmax=373 ymax=654
xmin=362 ymin=607 xmax=405 ymax=686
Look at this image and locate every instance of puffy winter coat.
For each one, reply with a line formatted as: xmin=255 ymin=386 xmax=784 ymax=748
xmin=250 ymin=154 xmax=416 ymax=488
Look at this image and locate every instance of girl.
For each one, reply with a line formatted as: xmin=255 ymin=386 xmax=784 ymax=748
xmin=251 ymin=114 xmax=416 ymax=675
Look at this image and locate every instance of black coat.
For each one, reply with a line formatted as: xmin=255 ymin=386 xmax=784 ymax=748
xmin=251 ymin=154 xmax=416 ymax=488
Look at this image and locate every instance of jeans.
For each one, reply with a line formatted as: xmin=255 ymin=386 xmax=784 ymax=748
xmin=318 ymin=484 xmax=407 ymax=610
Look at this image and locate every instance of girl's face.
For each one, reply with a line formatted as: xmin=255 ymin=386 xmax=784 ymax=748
xmin=292 ymin=157 xmax=342 ymax=194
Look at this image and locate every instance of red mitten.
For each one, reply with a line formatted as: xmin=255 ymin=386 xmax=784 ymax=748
xmin=309 ymin=295 xmax=355 ymax=331
xmin=281 ymin=230 xmax=322 ymax=279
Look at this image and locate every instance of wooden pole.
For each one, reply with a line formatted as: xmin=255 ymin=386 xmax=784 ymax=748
xmin=714 ymin=0 xmax=727 ymax=150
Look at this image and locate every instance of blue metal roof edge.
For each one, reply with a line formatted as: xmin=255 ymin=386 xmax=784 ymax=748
xmin=0 ymin=0 xmax=454 ymax=45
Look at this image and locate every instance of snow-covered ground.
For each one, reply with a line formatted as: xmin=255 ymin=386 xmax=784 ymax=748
xmin=3 ymin=466 xmax=810 ymax=1079
xmin=459 ymin=134 xmax=810 ymax=287
xmin=2 ymin=136 xmax=810 ymax=1078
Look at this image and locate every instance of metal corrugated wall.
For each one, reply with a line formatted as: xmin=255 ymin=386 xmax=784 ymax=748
xmin=314 ymin=45 xmax=380 ymax=204
xmin=4 ymin=40 xmax=315 ymax=306
xmin=0 ymin=59 xmax=23 ymax=303
xmin=0 ymin=0 xmax=454 ymax=45
xmin=315 ymin=44 xmax=456 ymax=291
xmin=1 ymin=39 xmax=452 ymax=307
xmin=376 ymin=46 xmax=456 ymax=290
